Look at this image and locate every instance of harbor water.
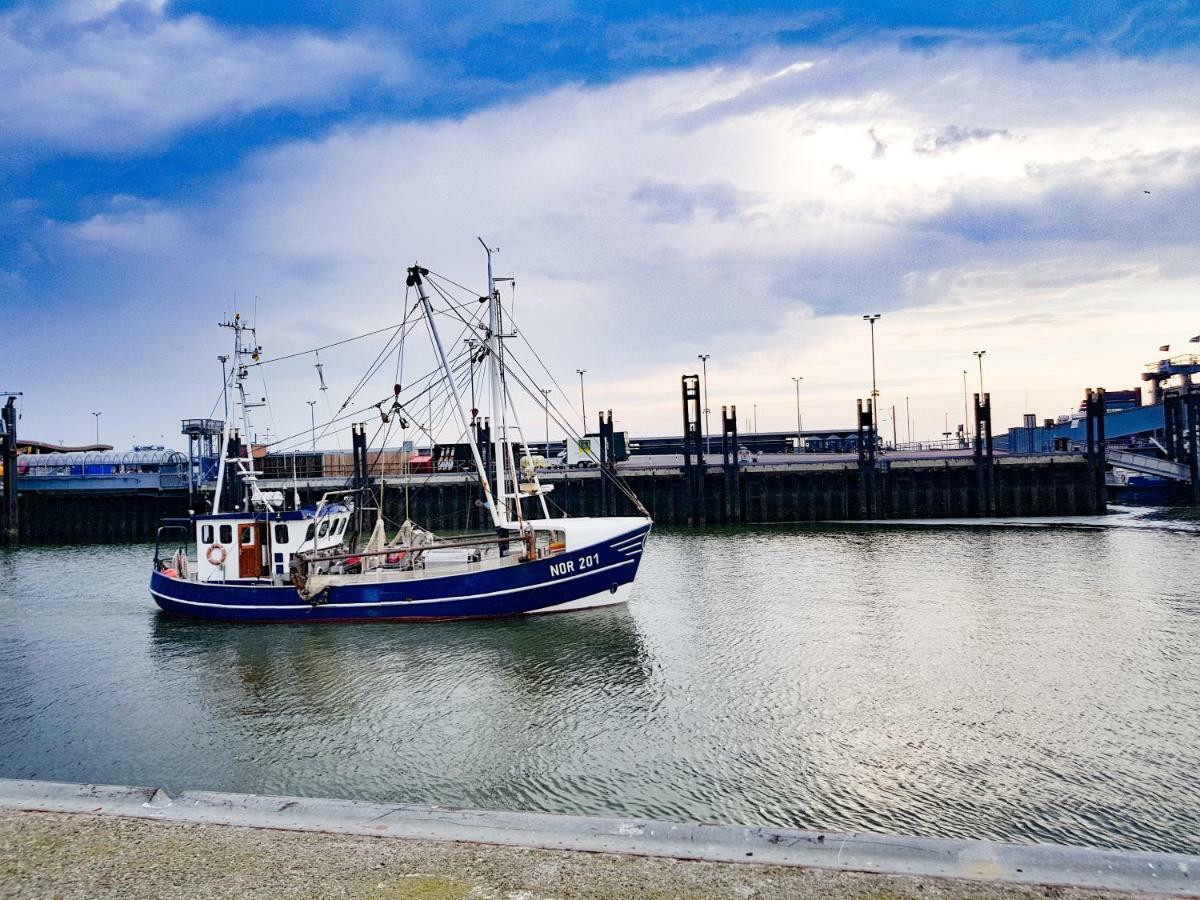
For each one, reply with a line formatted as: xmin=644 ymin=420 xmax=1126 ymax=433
xmin=2 ymin=510 xmax=1199 ymax=854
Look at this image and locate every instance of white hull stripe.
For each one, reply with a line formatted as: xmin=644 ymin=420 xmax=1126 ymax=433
xmin=153 ymin=559 xmax=637 ymax=611
xmin=611 ymin=534 xmax=646 ymax=550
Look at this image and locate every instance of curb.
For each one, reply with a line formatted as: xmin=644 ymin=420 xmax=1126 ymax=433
xmin=0 ymin=778 xmax=1195 ymax=896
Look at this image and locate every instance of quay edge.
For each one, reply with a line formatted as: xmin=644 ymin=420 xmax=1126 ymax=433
xmin=0 ymin=778 xmax=1194 ymax=897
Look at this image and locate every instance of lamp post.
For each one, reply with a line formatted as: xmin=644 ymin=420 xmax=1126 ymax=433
xmin=905 ymin=396 xmax=911 ymax=446
xmin=974 ymin=349 xmax=987 ymax=395
xmin=575 ymin=369 xmax=587 ymax=433
xmin=792 ymin=376 xmax=803 ymax=452
xmin=307 ymin=400 xmax=317 ymax=450
xmin=540 ymin=388 xmax=551 ymax=456
xmin=698 ymin=354 xmax=711 ymax=456
xmin=863 ymin=314 xmax=881 ymax=429
xmin=91 ymin=411 xmax=101 ymax=445
xmin=217 ymin=354 xmax=230 ymax=423
xmin=962 ymin=369 xmax=969 ymax=446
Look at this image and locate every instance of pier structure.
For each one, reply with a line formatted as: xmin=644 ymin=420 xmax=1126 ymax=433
xmin=11 ymin=377 xmax=1191 ymax=541
xmin=13 ymin=449 xmax=190 ymax=542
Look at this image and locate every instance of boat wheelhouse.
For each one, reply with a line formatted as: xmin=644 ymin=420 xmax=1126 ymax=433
xmin=181 ymin=504 xmax=352 ymax=583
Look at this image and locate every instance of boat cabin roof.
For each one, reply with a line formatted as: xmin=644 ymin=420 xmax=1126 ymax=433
xmin=193 ymin=504 xmax=348 ymax=522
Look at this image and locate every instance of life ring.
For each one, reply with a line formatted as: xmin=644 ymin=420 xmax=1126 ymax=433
xmin=206 ymin=544 xmax=227 ymax=566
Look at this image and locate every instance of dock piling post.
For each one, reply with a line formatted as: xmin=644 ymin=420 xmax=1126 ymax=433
xmin=720 ymin=405 xmax=741 ymax=524
xmin=680 ymin=375 xmax=704 ymax=526
xmin=1 ymin=396 xmax=18 ymax=544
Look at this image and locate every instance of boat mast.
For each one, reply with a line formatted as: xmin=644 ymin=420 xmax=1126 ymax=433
xmin=480 ymin=238 xmax=510 ymax=526
xmin=213 ymin=313 xmax=267 ymax=514
xmin=211 ymin=316 xmax=244 ymax=514
xmin=409 ymin=264 xmax=501 ymax=529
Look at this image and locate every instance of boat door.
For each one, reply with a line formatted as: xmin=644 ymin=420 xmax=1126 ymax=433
xmin=237 ymin=522 xmax=264 ymax=579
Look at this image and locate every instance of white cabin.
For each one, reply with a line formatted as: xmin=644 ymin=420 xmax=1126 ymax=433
xmin=193 ymin=508 xmax=351 ymax=583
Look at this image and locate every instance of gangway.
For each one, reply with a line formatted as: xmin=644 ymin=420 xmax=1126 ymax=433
xmin=1106 ymin=449 xmax=1191 ymax=482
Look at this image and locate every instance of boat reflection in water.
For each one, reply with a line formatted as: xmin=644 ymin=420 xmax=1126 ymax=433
xmin=147 ymin=604 xmax=655 ymax=805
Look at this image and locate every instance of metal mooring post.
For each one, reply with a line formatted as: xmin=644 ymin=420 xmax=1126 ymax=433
xmin=351 ymin=423 xmax=368 ymax=546
xmin=1083 ymin=389 xmax=1101 ymax=515
xmin=680 ymin=374 xmax=704 ymax=526
xmin=1095 ymin=388 xmax=1108 ymax=512
xmin=599 ymin=409 xmax=615 ymax=516
xmin=973 ymin=394 xmax=988 ymax=516
xmin=0 ymin=395 xmax=18 ymax=544
xmin=1188 ymin=390 xmax=1200 ymax=503
xmin=223 ymin=429 xmax=243 ymax=513
xmin=983 ymin=392 xmax=996 ymax=516
xmin=721 ymin=404 xmax=741 ymax=524
xmin=856 ymin=399 xmax=875 ymax=517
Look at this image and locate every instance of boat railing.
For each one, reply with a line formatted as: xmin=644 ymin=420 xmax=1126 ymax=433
xmin=291 ymin=530 xmax=542 ymax=588
xmin=153 ymin=522 xmax=192 ymax=572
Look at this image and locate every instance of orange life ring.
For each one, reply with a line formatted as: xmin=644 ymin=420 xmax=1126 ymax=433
xmin=206 ymin=544 xmax=227 ymax=566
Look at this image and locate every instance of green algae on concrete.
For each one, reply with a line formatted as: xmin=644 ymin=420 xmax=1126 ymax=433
xmin=0 ymin=811 xmax=1148 ymax=900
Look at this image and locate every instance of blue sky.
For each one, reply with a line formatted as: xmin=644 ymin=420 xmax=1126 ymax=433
xmin=3 ymin=1 xmax=1200 ymax=446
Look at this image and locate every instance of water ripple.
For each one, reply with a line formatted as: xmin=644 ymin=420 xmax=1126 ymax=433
xmin=2 ymin=514 xmax=1200 ymax=853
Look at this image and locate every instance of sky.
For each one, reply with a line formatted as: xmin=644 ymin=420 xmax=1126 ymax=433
xmin=2 ymin=0 xmax=1200 ymax=449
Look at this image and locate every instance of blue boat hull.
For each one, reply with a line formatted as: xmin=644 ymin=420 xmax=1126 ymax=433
xmin=151 ymin=524 xmax=650 ymax=623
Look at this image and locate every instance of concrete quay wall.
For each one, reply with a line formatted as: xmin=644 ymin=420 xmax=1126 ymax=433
xmin=0 ymin=779 xmax=1193 ymax=897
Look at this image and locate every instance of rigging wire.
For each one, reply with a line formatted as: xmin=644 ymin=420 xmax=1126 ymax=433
xmin=247 ymin=322 xmax=411 ymax=367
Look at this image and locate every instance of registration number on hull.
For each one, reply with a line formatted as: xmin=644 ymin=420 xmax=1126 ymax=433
xmin=549 ymin=552 xmax=600 ymax=578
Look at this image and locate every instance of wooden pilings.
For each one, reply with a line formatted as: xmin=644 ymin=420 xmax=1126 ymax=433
xmin=16 ymin=491 xmax=190 ymax=542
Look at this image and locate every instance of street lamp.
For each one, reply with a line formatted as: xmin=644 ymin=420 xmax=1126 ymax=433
xmin=962 ymin=369 xmax=969 ymax=446
xmin=905 ymin=396 xmax=911 ymax=446
xmin=792 ymin=376 xmax=803 ymax=452
xmin=863 ymin=314 xmax=881 ymax=429
xmin=91 ymin=411 xmax=101 ymax=445
xmin=698 ymin=354 xmax=711 ymax=456
xmin=974 ymin=350 xmax=987 ymax=395
xmin=575 ymin=369 xmax=587 ymax=433
xmin=540 ymin=388 xmax=552 ymax=456
xmin=307 ymin=400 xmax=317 ymax=450
xmin=217 ymin=354 xmax=230 ymax=423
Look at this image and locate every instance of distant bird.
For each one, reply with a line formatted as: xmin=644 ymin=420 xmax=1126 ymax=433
xmin=1143 ymin=190 xmax=1151 ymax=194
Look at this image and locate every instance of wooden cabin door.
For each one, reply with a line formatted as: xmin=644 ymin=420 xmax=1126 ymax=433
xmin=237 ymin=523 xmax=262 ymax=579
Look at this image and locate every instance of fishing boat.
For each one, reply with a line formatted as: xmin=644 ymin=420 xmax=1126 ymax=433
xmin=150 ymin=251 xmax=651 ymax=622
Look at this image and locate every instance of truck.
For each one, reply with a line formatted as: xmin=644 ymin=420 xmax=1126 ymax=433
xmin=553 ymin=432 xmax=629 ymax=468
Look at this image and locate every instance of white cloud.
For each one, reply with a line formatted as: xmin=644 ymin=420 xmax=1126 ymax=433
xmin=21 ymin=41 xmax=1200 ymax=444
xmin=0 ymin=0 xmax=407 ymax=155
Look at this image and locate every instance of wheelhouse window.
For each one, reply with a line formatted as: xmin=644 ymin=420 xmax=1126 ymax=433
xmin=219 ymin=524 xmax=232 ymax=544
xmin=201 ymin=524 xmax=213 ymax=543
xmin=305 ymin=523 xmax=315 ymax=541
xmin=274 ymin=523 xmax=288 ymax=545
xmin=318 ymin=520 xmax=330 ymax=538
xmin=241 ymin=527 xmax=254 ymax=545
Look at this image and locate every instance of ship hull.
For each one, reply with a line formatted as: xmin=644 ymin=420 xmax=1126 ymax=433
xmin=150 ymin=522 xmax=649 ymax=623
